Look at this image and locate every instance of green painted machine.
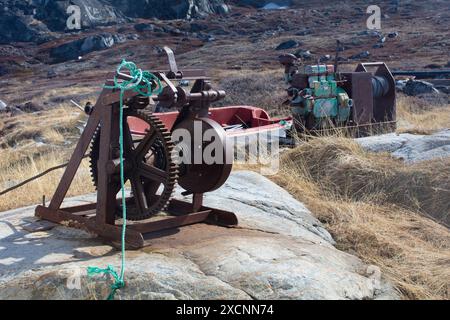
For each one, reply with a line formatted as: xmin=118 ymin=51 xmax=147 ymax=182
xmin=279 ymin=54 xmax=396 ymax=134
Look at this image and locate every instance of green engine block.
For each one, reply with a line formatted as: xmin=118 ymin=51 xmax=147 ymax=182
xmin=288 ymin=64 xmax=353 ymax=129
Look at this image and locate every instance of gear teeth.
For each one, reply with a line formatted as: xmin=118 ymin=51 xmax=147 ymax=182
xmin=88 ymin=109 xmax=179 ymax=221
xmin=89 ymin=126 xmax=102 ymax=191
xmin=127 ymin=110 xmax=179 ymax=220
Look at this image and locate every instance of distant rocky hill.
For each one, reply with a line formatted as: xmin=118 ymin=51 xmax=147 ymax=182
xmin=35 ymin=0 xmax=128 ymax=31
xmin=108 ymin=0 xmax=229 ymax=19
xmin=229 ymin=0 xmax=291 ymax=7
xmin=0 ymin=0 xmax=230 ymax=44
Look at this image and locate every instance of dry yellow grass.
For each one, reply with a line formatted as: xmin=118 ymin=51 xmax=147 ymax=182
xmin=0 ymin=153 xmax=94 ymax=212
xmin=36 ymin=86 xmax=99 ymax=103
xmin=0 ymin=106 xmax=94 ymax=211
xmin=396 ymin=94 xmax=450 ymax=134
xmin=1 ymin=106 xmax=82 ymax=144
xmin=271 ymin=137 xmax=450 ymax=300
xmin=215 ymin=69 xmax=290 ymax=117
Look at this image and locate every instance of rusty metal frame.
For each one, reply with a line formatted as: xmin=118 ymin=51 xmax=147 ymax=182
xmin=340 ymin=62 xmax=396 ymax=135
xmin=34 ymin=76 xmax=237 ymax=249
xmin=356 ymin=62 xmax=396 ymax=127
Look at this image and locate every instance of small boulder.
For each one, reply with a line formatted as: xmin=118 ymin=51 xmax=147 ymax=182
xmin=197 ymin=33 xmax=216 ymax=42
xmin=216 ymin=4 xmax=230 ymax=15
xmin=112 ymin=34 xmax=128 ymax=44
xmin=319 ymin=54 xmax=331 ymax=62
xmin=350 ymin=51 xmax=370 ymax=60
xmin=294 ymin=49 xmax=312 ymax=60
xmin=350 ymin=38 xmax=363 ymax=46
xmin=358 ymin=30 xmax=382 ymax=38
xmin=0 ymin=65 xmax=7 ymax=77
xmin=50 ymin=33 xmax=118 ymax=62
xmin=47 ymin=69 xmax=57 ymax=79
xmin=337 ymin=56 xmax=348 ymax=62
xmin=388 ymin=31 xmax=399 ymax=38
xmin=134 ymin=23 xmax=155 ymax=32
xmin=296 ymin=29 xmax=312 ymax=36
xmin=402 ymin=79 xmax=439 ymax=96
xmin=263 ymin=2 xmax=289 ymax=10
xmin=162 ymin=26 xmax=185 ymax=36
xmin=80 ymin=34 xmax=114 ymax=53
xmin=134 ymin=23 xmax=164 ymax=32
xmin=15 ymin=102 xmax=44 ymax=113
xmin=9 ymin=106 xmax=24 ymax=116
xmin=0 ymin=99 xmax=7 ymax=112
xmin=424 ymin=64 xmax=441 ymax=69
xmin=276 ymin=40 xmax=300 ymax=50
xmin=179 ymin=80 xmax=190 ymax=87
xmin=395 ymin=80 xmax=407 ymax=91
xmin=126 ymin=33 xmax=140 ymax=41
xmin=190 ymin=23 xmax=208 ymax=32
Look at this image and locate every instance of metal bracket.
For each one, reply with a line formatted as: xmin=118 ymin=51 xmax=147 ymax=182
xmin=164 ymin=46 xmax=183 ymax=79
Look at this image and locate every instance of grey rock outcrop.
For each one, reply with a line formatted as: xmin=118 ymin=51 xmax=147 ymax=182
xmin=350 ymin=51 xmax=370 ymax=60
xmin=49 ymin=33 xmax=136 ymax=62
xmin=0 ymin=0 xmax=127 ymax=44
xmin=0 ymin=99 xmax=7 ymax=112
xmin=108 ymin=0 xmax=229 ymax=20
xmin=276 ymin=39 xmax=300 ymax=50
xmin=0 ymin=171 xmax=398 ymax=300
xmin=0 ymin=0 xmax=228 ymax=44
xmin=402 ymin=79 xmax=439 ymax=96
xmin=35 ymin=0 xmax=128 ymax=31
xmin=357 ymin=129 xmax=450 ymax=163
xmin=0 ymin=3 xmax=53 ymax=44
xmin=233 ymin=0 xmax=291 ymax=8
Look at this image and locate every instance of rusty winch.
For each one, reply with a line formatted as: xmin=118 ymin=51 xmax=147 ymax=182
xmin=35 ymin=47 xmax=237 ymax=249
xmin=279 ymin=53 xmax=396 ymax=135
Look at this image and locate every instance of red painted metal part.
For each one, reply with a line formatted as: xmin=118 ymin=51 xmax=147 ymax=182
xmin=128 ymin=105 xmax=292 ymax=136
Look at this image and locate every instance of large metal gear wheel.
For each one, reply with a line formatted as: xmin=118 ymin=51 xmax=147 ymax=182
xmin=89 ymin=109 xmax=178 ymax=221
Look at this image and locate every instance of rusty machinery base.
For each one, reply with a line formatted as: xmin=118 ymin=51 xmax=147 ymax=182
xmin=35 ymin=48 xmax=238 ymax=250
xmin=35 ymin=195 xmax=237 ymax=249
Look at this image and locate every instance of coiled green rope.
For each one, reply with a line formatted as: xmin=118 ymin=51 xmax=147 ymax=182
xmin=87 ymin=60 xmax=163 ymax=300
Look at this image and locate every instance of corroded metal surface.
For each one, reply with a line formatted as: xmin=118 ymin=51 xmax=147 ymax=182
xmin=35 ymin=47 xmax=237 ymax=249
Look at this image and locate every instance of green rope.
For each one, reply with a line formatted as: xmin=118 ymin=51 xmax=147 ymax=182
xmin=87 ymin=265 xmax=124 ymax=300
xmin=87 ymin=60 xmax=163 ymax=300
